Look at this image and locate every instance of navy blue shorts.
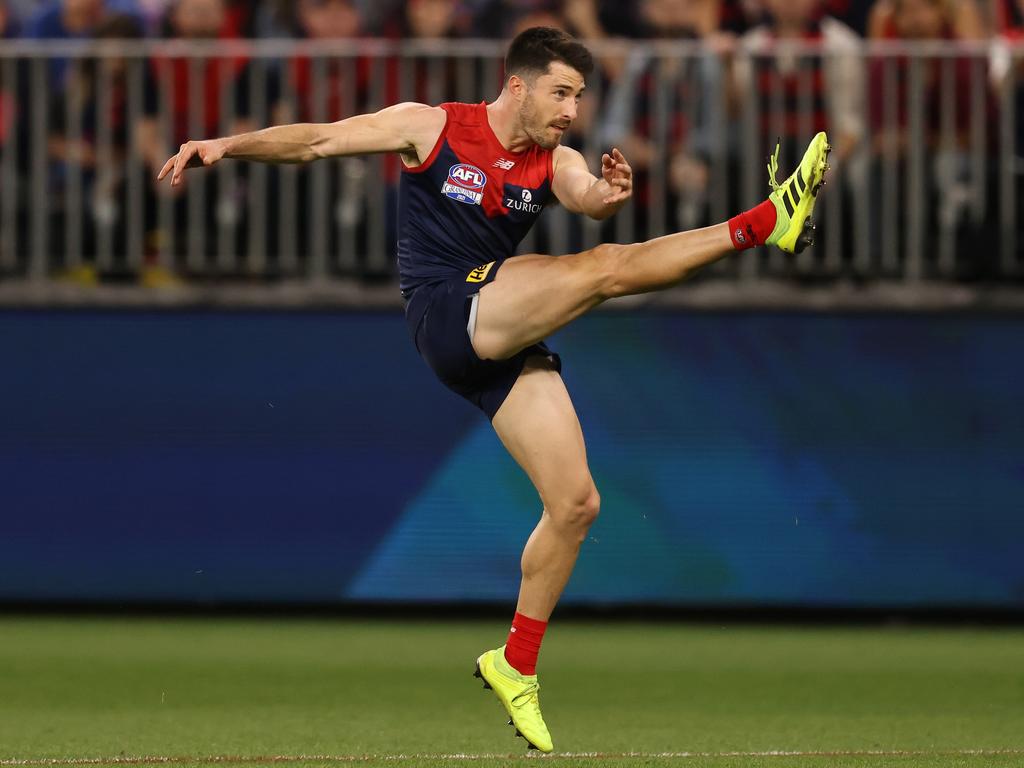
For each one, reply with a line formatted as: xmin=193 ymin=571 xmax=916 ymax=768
xmin=403 ymin=260 xmax=561 ymax=420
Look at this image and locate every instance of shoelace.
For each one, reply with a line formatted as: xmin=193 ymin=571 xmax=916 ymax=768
xmin=767 ymin=141 xmax=782 ymax=193
xmin=511 ymin=681 xmax=542 ymax=715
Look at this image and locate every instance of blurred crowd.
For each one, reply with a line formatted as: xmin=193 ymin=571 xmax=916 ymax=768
xmin=1 ymin=0 xmax=1023 ymax=283
xmin=1 ymin=0 xmax=1016 ymax=42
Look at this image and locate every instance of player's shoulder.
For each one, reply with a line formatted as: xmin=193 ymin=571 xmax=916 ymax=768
xmin=551 ymin=145 xmax=587 ymax=177
xmin=438 ymin=101 xmax=484 ymax=121
xmin=378 ymin=102 xmax=448 ymax=130
xmin=376 ymin=102 xmax=448 ymax=158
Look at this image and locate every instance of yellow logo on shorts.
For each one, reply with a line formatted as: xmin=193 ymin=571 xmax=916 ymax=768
xmin=466 ymin=261 xmax=495 ymax=283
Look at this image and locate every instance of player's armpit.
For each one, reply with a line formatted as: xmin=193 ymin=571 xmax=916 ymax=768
xmin=312 ymin=102 xmax=447 ymax=163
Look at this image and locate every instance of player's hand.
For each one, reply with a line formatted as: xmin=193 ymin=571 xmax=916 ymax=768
xmin=601 ymin=147 xmax=632 ymax=205
xmin=157 ymin=139 xmax=226 ymax=186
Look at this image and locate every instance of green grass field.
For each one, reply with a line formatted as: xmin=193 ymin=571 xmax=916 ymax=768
xmin=1 ymin=617 xmax=1022 ymax=768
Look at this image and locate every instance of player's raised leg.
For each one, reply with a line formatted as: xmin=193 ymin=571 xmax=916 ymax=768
xmin=474 ymin=356 xmax=599 ymax=753
xmin=473 ymin=132 xmax=831 ymax=361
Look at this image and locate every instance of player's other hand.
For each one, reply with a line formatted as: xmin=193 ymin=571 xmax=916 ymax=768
xmin=157 ymin=139 xmax=226 ymax=186
xmin=601 ymin=147 xmax=632 ymax=205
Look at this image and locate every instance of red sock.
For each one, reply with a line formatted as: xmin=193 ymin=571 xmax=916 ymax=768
xmin=504 ymin=612 xmax=547 ymax=676
xmin=727 ymin=199 xmax=777 ymax=250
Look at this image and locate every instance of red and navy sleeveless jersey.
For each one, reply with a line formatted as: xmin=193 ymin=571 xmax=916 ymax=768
xmin=397 ymin=102 xmax=554 ymax=293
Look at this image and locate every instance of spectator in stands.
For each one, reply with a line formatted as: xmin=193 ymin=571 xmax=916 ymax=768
xmin=510 ymin=7 xmax=565 ymax=35
xmin=469 ymin=0 xmax=563 ymax=37
xmin=0 ymin=0 xmax=20 ymax=35
xmin=0 ymin=0 xmax=19 ymax=169
xmin=25 ymin=0 xmax=143 ymax=39
xmin=402 ymin=0 xmax=463 ymax=38
xmin=729 ymin=0 xmax=867 ymax=266
xmin=995 ymin=0 xmax=1024 ymax=34
xmin=26 ymin=0 xmax=106 ymax=38
xmin=137 ymin=0 xmax=256 ymax=35
xmin=0 ymin=0 xmax=25 ymax=273
xmin=553 ymin=0 xmax=629 ymax=81
xmin=993 ymin=0 xmax=1024 ymax=146
xmin=267 ymin=0 xmax=371 ymax=274
xmin=597 ymin=0 xmax=730 ymax=231
xmin=381 ymin=0 xmax=462 ymax=105
xmin=135 ymin=0 xmax=253 ymax=281
xmin=4 ymin=0 xmax=33 ymax=28
xmin=274 ymin=0 xmax=364 ymax=125
xmin=139 ymin=0 xmax=252 ymax=151
xmin=867 ymin=0 xmax=991 ymax=275
xmin=733 ymin=0 xmax=864 ymax=164
xmin=25 ymin=0 xmax=142 ymax=91
xmin=988 ymin=0 xmax=1022 ymax=264
xmin=48 ymin=13 xmax=143 ymax=282
xmin=867 ymin=0 xmax=985 ymax=39
xmin=867 ymin=0 xmax=984 ymax=158
xmin=739 ymin=4 xmax=863 ymax=209
xmin=293 ymin=0 xmax=361 ymax=40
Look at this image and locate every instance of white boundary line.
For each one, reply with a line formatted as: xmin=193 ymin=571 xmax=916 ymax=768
xmin=2 ymin=749 xmax=1023 ymax=765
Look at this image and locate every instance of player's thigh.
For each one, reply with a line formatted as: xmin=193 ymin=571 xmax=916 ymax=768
xmin=492 ymin=357 xmax=597 ymax=515
xmin=473 ymin=246 xmax=619 ymax=361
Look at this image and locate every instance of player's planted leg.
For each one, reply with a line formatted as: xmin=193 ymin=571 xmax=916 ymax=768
xmin=474 ymin=358 xmax=599 ymax=753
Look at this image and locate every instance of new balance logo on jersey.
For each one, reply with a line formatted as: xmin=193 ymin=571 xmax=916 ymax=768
xmin=493 ymin=158 xmax=516 ymax=170
xmin=443 ymin=163 xmax=486 ymax=205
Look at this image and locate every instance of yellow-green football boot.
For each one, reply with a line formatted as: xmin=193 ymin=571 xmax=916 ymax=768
xmin=474 ymin=646 xmax=553 ymax=753
xmin=765 ymin=131 xmax=831 ymax=254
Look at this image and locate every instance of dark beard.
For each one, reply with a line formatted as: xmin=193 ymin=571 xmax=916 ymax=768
xmin=527 ymin=127 xmax=560 ymax=150
xmin=518 ymin=101 xmax=561 ymax=150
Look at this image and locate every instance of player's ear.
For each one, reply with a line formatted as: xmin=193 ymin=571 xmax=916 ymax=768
xmin=507 ymin=74 xmax=527 ymax=101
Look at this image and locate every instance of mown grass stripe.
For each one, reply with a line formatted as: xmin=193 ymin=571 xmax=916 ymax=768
xmin=3 ymin=749 xmax=1023 ymax=765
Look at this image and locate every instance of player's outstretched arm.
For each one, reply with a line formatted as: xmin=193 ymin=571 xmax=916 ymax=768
xmin=157 ymin=102 xmax=445 ymax=187
xmin=550 ymin=145 xmax=633 ymax=221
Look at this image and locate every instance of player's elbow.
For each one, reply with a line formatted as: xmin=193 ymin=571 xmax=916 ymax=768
xmin=308 ymin=124 xmax=344 ymax=161
xmin=307 ymin=136 xmax=332 ymax=161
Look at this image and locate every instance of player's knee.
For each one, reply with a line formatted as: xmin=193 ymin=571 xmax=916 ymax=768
xmin=589 ymin=243 xmax=632 ymax=300
xmin=549 ymin=484 xmax=600 ymax=537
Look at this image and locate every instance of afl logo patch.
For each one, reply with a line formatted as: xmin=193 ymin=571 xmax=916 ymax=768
xmin=443 ymin=163 xmax=486 ymax=205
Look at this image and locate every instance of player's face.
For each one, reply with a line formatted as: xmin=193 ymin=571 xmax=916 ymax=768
xmin=518 ymin=62 xmax=585 ymax=150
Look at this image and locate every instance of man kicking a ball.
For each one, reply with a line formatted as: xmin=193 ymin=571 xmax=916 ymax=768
xmin=159 ymin=26 xmax=830 ymax=753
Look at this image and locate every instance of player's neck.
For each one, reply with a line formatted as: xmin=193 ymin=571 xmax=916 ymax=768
xmin=485 ymin=95 xmax=534 ymax=154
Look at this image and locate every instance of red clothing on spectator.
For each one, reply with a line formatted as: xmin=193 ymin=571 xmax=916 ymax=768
xmin=868 ymin=17 xmax=976 ymax=140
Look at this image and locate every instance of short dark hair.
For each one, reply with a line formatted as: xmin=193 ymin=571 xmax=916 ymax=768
xmin=504 ymin=27 xmax=593 ymax=84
